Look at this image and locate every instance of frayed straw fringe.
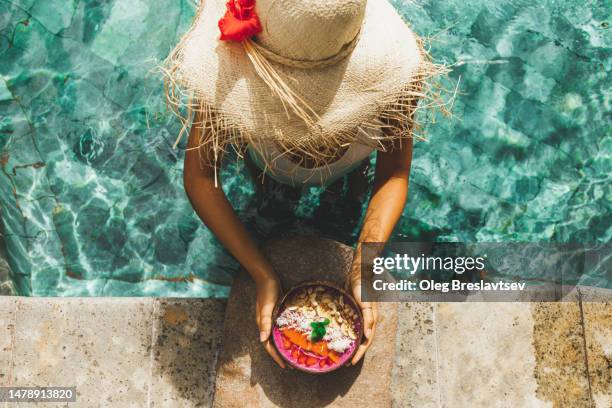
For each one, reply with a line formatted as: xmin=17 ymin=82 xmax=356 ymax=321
xmin=161 ymin=28 xmax=452 ymax=185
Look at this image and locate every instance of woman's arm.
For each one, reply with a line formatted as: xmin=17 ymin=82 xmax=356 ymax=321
xmin=349 ymin=136 xmax=413 ymax=365
xmin=183 ymin=118 xmax=285 ymax=368
xmin=360 ymin=137 xmax=413 ymax=245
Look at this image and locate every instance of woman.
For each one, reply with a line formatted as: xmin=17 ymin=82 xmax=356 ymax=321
xmin=165 ymin=0 xmax=442 ymax=368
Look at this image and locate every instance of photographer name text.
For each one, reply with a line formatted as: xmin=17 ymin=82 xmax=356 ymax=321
xmin=371 ymin=279 xmax=526 ymax=292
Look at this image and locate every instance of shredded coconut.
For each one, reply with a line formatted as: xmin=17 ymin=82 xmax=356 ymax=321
xmin=323 ymin=327 xmax=343 ymax=342
xmin=276 ymin=310 xmax=305 ymax=328
xmin=277 ymin=309 xmax=313 ymax=335
xmin=328 ymin=338 xmax=354 ymax=353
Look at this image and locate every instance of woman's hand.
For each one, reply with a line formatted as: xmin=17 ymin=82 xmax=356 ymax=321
xmin=349 ymin=275 xmax=378 ymax=366
xmin=255 ymin=276 xmax=286 ymax=368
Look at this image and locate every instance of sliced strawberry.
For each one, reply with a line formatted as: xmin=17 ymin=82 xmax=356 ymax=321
xmin=298 ymin=352 xmax=307 ymax=365
xmin=291 ymin=348 xmax=299 ymax=360
xmin=305 ymin=356 xmax=318 ymax=366
xmin=319 ymin=358 xmax=328 ymax=368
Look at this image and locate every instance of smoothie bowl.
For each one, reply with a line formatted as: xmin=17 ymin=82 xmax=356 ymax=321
xmin=272 ymin=281 xmax=363 ymax=373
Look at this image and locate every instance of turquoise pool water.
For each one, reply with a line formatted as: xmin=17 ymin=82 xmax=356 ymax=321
xmin=0 ymin=0 xmax=610 ymax=296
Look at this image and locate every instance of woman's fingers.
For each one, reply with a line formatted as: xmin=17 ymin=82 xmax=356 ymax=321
xmin=254 ymin=277 xmax=283 ymax=367
xmin=350 ymin=303 xmax=377 ymax=365
xmin=259 ymin=300 xmax=275 ymax=342
xmin=256 ymin=303 xmax=285 ymax=369
xmin=264 ymin=338 xmax=286 ymax=368
xmin=369 ymin=303 xmax=378 ymax=338
xmin=351 ymin=315 xmax=376 ymax=365
xmin=351 ymin=335 xmax=372 ymax=365
xmin=361 ymin=303 xmax=375 ymax=339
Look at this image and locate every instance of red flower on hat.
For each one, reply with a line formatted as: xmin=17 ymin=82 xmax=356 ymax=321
xmin=218 ymin=0 xmax=262 ymax=42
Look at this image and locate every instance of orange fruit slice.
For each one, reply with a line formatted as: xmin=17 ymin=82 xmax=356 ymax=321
xmin=311 ymin=341 xmax=329 ymax=357
xmin=328 ymin=351 xmax=341 ymax=363
xmin=281 ymin=335 xmax=291 ymax=350
xmin=282 ymin=328 xmax=313 ymax=351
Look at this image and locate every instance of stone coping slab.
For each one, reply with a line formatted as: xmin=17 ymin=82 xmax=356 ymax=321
xmin=0 ymin=295 xmax=609 ymax=408
xmin=0 ymin=297 xmax=226 ymax=408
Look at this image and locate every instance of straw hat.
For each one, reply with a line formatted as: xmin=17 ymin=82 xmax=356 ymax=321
xmin=163 ymin=0 xmax=445 ymax=167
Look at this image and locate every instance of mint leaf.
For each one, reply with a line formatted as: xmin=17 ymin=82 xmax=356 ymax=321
xmin=310 ymin=321 xmax=328 ymax=342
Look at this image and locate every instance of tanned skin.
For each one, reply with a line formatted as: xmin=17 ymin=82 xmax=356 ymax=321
xmin=183 ymin=114 xmax=413 ymax=367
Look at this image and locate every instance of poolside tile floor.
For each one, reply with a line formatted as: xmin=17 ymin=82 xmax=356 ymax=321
xmin=149 ymin=298 xmax=225 ymax=408
xmin=0 ymin=296 xmax=609 ymax=408
xmin=10 ymin=298 xmax=154 ymax=407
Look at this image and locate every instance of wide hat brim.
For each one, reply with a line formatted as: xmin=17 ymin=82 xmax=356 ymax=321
xmin=165 ymin=0 xmax=441 ymax=162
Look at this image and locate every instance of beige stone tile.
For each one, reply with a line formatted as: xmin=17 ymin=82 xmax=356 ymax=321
xmin=531 ymin=302 xmax=592 ymax=408
xmin=582 ymin=302 xmax=611 ymax=408
xmin=11 ymin=297 xmax=154 ymax=407
xmin=149 ymin=298 xmax=226 ymax=408
xmin=0 ymin=297 xmax=17 ymax=386
xmin=392 ymin=302 xmax=440 ymax=408
xmin=435 ymin=303 xmax=552 ymax=408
